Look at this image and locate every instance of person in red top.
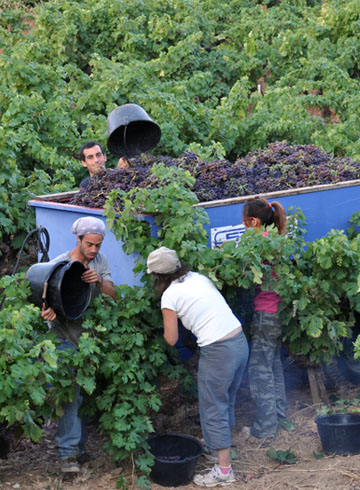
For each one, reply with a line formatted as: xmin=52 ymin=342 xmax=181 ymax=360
xmin=242 ymin=197 xmax=293 ymax=440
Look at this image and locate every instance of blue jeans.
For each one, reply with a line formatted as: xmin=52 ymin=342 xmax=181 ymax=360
xmin=198 ymin=330 xmax=249 ymax=450
xmin=248 ymin=311 xmax=287 ymax=438
xmin=56 ymin=338 xmax=87 ymax=460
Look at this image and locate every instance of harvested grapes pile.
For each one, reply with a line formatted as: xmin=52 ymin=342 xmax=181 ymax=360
xmin=69 ymin=142 xmax=360 ymax=209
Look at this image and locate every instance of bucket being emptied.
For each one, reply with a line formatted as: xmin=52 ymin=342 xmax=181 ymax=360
xmin=148 ymin=433 xmax=203 ymax=487
xmin=25 ymin=260 xmax=91 ymax=321
xmin=315 ymin=413 xmax=360 ymax=455
xmin=106 ymin=103 xmax=161 ymax=158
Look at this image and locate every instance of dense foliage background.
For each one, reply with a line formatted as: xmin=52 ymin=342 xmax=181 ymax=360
xmin=1 ymin=2 xmax=360 ymax=486
xmin=1 ymin=0 xmax=360 ymax=247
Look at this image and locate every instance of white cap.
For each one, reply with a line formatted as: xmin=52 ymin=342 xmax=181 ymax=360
xmin=147 ymin=247 xmax=181 ymax=274
xmin=71 ymin=216 xmax=106 ymax=237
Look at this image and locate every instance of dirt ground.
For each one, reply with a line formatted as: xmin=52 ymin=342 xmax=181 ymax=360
xmin=2 ymin=359 xmax=360 ymax=490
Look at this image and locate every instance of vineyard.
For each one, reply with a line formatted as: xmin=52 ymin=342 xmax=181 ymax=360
xmin=2 ymin=1 xmax=360 ymax=489
xmin=1 ymin=0 xmax=360 ymax=246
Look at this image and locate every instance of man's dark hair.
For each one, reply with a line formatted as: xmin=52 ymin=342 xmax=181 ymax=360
xmin=79 ymin=141 xmax=105 ymax=161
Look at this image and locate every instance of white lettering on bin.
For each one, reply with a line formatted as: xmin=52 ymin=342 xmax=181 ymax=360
xmin=211 ymin=224 xmax=246 ymax=248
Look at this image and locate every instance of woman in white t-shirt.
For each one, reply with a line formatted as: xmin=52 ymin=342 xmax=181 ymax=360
xmin=147 ymin=247 xmax=249 ymax=487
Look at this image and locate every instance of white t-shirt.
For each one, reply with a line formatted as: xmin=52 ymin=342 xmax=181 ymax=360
xmin=161 ymin=271 xmax=241 ymax=347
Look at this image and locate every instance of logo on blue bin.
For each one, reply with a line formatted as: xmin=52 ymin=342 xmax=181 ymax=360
xmin=211 ymin=224 xmax=246 ymax=248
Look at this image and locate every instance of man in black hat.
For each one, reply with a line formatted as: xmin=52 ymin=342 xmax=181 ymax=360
xmin=41 ymin=216 xmax=116 ymax=473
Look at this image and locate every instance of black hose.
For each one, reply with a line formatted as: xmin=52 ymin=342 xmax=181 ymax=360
xmin=0 ymin=226 xmax=50 ymax=311
xmin=11 ymin=226 xmax=50 ymax=275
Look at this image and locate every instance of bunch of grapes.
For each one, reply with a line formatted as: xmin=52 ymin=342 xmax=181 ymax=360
xmin=230 ymin=142 xmax=360 ymax=195
xmin=68 ymin=142 xmax=360 ymax=209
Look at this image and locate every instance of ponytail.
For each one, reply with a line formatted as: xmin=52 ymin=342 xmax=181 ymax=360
xmin=270 ymin=201 xmax=287 ymax=235
xmin=243 ymin=197 xmax=287 ymax=235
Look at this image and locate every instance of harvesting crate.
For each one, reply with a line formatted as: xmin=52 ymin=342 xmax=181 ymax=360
xmin=28 ymin=179 xmax=360 ymax=286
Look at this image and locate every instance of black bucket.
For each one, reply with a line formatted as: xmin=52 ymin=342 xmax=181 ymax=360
xmin=25 ymin=260 xmax=91 ymax=321
xmin=148 ymin=433 xmax=203 ymax=487
xmin=106 ymin=103 xmax=161 ymax=158
xmin=315 ymin=413 xmax=360 ymax=455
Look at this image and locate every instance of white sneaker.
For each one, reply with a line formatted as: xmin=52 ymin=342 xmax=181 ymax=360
xmin=193 ymin=464 xmax=236 ymax=487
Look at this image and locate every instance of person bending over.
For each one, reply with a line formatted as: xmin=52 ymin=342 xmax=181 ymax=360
xmin=147 ymin=246 xmax=249 ymax=487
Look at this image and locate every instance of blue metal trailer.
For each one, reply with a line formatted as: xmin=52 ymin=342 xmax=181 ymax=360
xmin=29 ymin=179 xmax=360 ymax=285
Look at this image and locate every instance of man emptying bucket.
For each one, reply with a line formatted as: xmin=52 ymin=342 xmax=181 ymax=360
xmin=41 ymin=216 xmax=116 ymax=473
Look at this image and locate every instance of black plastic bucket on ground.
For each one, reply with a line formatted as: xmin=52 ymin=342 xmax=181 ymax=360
xmin=148 ymin=433 xmax=203 ymax=487
xmin=25 ymin=260 xmax=91 ymax=321
xmin=107 ymin=103 xmax=161 ymax=157
xmin=315 ymin=413 xmax=360 ymax=455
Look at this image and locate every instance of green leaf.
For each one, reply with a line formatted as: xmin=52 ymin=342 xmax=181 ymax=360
xmin=267 ymin=448 xmax=296 ymax=465
xmin=308 ymin=317 xmax=323 ymax=338
xmin=312 ymin=451 xmax=324 ymax=459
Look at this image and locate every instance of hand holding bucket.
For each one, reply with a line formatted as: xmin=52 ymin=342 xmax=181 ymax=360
xmin=26 ymin=260 xmax=91 ymax=321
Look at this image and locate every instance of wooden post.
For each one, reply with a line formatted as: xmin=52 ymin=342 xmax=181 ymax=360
xmin=307 ymin=366 xmax=328 ymax=404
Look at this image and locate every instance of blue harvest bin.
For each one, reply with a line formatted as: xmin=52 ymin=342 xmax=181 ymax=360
xmin=28 ymin=179 xmax=360 ymax=286
xmin=195 ymin=180 xmax=360 ymax=248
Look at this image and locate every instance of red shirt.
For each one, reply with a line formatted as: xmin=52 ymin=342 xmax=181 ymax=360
xmin=253 ymin=232 xmax=282 ymax=314
xmin=254 ymin=289 xmax=281 ymax=314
